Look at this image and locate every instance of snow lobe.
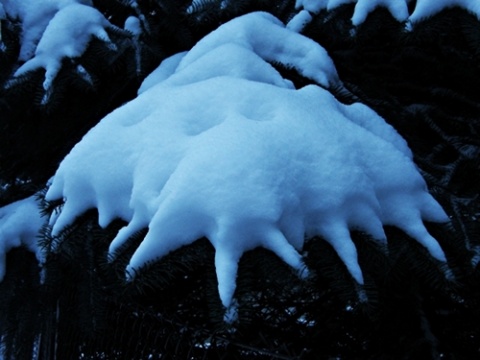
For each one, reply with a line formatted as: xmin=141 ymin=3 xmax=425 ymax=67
xmin=11 ymin=1 xmax=115 ymax=91
xmin=46 ymin=12 xmax=448 ymax=314
xmin=0 ymin=196 xmax=45 ymax=281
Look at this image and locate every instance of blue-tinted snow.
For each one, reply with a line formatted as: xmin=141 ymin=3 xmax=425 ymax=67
xmin=45 ymin=12 xmax=448 ymax=310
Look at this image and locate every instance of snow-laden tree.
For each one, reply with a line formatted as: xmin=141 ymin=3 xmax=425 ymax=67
xmin=1 ymin=0 xmax=480 ymax=358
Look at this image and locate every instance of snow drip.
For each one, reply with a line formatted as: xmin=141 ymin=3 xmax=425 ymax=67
xmin=45 ymin=12 xmax=449 ymax=310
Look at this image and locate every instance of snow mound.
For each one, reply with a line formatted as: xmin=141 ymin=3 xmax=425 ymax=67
xmin=46 ymin=12 xmax=448 ymax=311
xmin=0 ymin=196 xmax=45 ymax=281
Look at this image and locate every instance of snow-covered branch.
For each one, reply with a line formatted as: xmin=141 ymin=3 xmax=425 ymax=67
xmin=45 ymin=12 xmax=448 ymax=313
xmin=292 ymin=0 xmax=480 ymax=27
xmin=12 ymin=2 xmax=118 ymax=92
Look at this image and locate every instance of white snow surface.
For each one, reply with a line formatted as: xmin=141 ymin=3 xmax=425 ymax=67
xmin=0 ymin=196 xmax=45 ymax=281
xmin=294 ymin=0 xmax=480 ymax=25
xmin=46 ymin=12 xmax=448 ymax=309
xmin=187 ymin=0 xmax=231 ymax=14
xmin=13 ymin=2 xmax=114 ymax=91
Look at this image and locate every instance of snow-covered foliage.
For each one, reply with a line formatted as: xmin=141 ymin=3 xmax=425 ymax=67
xmin=9 ymin=1 xmax=117 ymax=91
xmin=1 ymin=0 xmax=94 ymax=61
xmin=45 ymin=12 xmax=449 ymax=310
xmin=0 ymin=3 xmax=5 ymax=44
xmin=293 ymin=0 xmax=480 ymax=26
xmin=0 ymin=196 xmax=44 ymax=281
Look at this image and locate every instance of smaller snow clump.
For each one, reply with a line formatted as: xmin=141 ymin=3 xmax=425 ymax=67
xmin=292 ymin=0 xmax=480 ymax=26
